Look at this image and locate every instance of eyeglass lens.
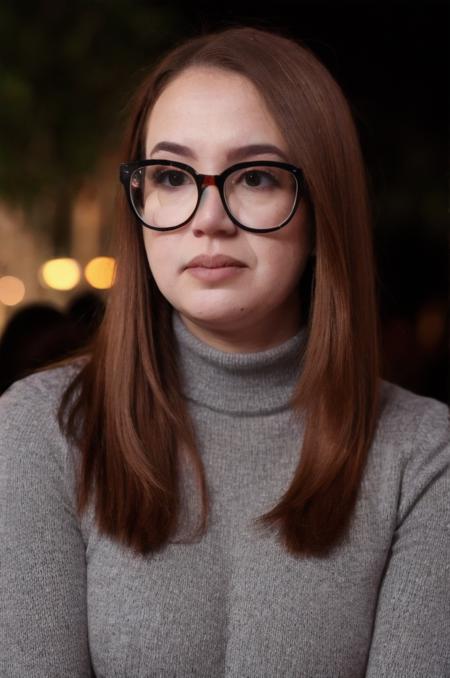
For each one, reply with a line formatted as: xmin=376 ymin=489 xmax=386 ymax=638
xmin=129 ymin=164 xmax=298 ymax=230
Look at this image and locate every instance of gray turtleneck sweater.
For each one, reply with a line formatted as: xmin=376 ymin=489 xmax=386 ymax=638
xmin=1 ymin=313 xmax=449 ymax=677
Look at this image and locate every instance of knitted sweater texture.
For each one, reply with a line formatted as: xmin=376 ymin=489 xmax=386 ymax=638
xmin=1 ymin=312 xmax=449 ymax=677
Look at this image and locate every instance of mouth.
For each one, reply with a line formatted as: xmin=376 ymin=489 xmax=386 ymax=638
xmin=184 ymin=254 xmax=247 ymax=270
xmin=186 ymin=264 xmax=245 ymax=282
xmin=186 ymin=264 xmax=244 ymax=270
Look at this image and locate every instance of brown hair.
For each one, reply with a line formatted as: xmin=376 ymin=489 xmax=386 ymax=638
xmin=57 ymin=26 xmax=380 ymax=557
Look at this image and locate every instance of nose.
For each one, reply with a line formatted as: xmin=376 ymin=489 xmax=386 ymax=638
xmin=190 ymin=184 xmax=237 ymax=237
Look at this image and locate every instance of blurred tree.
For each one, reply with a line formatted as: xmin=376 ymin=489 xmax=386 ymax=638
xmin=0 ymin=2 xmax=446 ymax=251
xmin=0 ymin=1 xmax=447 ymax=399
xmin=0 ymin=0 xmax=185 ymax=251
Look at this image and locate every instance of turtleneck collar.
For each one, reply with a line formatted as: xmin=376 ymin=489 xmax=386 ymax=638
xmin=172 ymin=312 xmax=308 ymax=416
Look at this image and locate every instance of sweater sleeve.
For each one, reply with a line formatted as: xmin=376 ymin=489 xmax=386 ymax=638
xmin=0 ymin=374 xmax=93 ymax=677
xmin=365 ymin=397 xmax=450 ymax=677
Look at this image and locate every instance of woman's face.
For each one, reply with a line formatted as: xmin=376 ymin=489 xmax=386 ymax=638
xmin=142 ymin=67 xmax=312 ymax=351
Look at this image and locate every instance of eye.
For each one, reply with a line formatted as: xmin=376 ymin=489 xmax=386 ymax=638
xmin=153 ymin=169 xmax=192 ymax=188
xmin=236 ymin=169 xmax=280 ymax=189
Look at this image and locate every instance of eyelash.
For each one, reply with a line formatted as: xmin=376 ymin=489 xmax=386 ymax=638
xmin=153 ymin=169 xmax=190 ymax=187
xmin=151 ymin=168 xmax=280 ymax=189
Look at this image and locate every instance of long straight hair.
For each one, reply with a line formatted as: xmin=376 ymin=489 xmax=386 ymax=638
xmin=57 ymin=26 xmax=381 ymax=557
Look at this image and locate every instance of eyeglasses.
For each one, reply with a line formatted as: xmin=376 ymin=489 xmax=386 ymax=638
xmin=119 ymin=159 xmax=307 ymax=233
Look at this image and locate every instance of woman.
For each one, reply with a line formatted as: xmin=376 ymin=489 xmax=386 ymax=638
xmin=1 ymin=26 xmax=448 ymax=678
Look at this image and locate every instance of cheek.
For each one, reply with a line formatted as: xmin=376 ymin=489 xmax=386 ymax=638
xmin=142 ymin=232 xmax=176 ymax=284
xmin=255 ymin=239 xmax=308 ymax=290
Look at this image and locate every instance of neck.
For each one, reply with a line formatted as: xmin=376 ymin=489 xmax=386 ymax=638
xmin=177 ymin=304 xmax=303 ymax=354
xmin=172 ymin=310 xmax=308 ymax=416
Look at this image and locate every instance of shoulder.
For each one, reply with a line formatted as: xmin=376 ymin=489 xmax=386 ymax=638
xmin=0 ymin=360 xmax=85 ymax=489
xmin=377 ymin=379 xmax=448 ymax=452
xmin=0 ymin=359 xmax=85 ymax=427
xmin=376 ymin=381 xmax=450 ymax=452
xmin=1 ymin=358 xmax=85 ymax=403
xmin=373 ymin=380 xmax=449 ymax=523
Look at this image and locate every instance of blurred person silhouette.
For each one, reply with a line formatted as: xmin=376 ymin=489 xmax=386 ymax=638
xmin=0 ymin=294 xmax=106 ymax=395
xmin=0 ymin=303 xmax=82 ymax=395
xmin=66 ymin=291 xmax=106 ymax=347
xmin=376 ymin=228 xmax=448 ymax=403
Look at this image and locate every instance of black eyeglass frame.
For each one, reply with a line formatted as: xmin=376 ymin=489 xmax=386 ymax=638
xmin=119 ymin=159 xmax=307 ymax=233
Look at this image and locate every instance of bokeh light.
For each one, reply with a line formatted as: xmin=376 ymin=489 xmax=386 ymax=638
xmin=416 ymin=302 xmax=446 ymax=352
xmin=84 ymin=257 xmax=116 ymax=289
xmin=39 ymin=258 xmax=81 ymax=291
xmin=0 ymin=276 xmax=26 ymax=306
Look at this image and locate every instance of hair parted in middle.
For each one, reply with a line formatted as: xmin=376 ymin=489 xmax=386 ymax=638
xmin=57 ymin=25 xmax=381 ymax=558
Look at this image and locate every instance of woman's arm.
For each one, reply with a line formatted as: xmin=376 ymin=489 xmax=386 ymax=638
xmin=0 ymin=374 xmax=93 ymax=678
xmin=365 ymin=399 xmax=450 ymax=677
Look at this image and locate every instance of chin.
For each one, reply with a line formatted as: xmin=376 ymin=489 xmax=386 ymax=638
xmin=175 ymin=301 xmax=253 ymax=329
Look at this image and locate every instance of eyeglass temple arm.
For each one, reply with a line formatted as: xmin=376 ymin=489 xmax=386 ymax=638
xmin=119 ymin=164 xmax=131 ymax=184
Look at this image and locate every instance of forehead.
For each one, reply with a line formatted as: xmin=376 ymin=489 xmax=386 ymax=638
xmin=144 ymin=67 xmax=287 ymax=160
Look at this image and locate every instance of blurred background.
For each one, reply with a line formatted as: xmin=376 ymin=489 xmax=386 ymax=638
xmin=0 ymin=1 xmax=448 ymax=402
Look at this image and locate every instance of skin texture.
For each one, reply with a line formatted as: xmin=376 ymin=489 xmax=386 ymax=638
xmin=142 ymin=67 xmax=312 ymax=352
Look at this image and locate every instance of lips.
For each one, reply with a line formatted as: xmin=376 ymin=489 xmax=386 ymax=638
xmin=185 ymin=254 xmax=246 ymax=269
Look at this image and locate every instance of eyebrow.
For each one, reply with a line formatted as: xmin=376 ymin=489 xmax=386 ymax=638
xmin=149 ymin=141 xmax=288 ymax=162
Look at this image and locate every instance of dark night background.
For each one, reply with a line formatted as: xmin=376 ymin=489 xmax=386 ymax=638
xmin=0 ymin=1 xmax=448 ymax=402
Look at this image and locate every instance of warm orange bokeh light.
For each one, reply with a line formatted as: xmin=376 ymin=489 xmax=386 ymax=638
xmin=84 ymin=257 xmax=116 ymax=289
xmin=0 ymin=275 xmax=26 ymax=306
xmin=416 ymin=303 xmax=446 ymax=352
xmin=39 ymin=258 xmax=81 ymax=291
